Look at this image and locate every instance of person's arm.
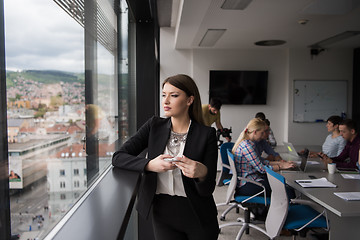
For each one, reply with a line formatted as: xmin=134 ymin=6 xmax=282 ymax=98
xmin=269 ymin=160 xmax=295 ymax=170
xmin=262 ymin=141 xmax=280 ymax=158
xmin=337 ymin=137 xmax=347 ymax=157
xmin=330 ymin=144 xmax=349 ymax=167
xmin=267 ymin=128 xmax=277 ymax=146
xmin=191 ymin=127 xmax=218 ymax=196
xmin=215 ymin=116 xmax=231 ymax=142
xmin=112 ymin=117 xmax=153 ymax=172
xmin=215 ymin=111 xmax=223 ymax=130
xmin=266 ymin=154 xmax=285 ymax=162
xmin=215 ymin=119 xmax=223 ymax=130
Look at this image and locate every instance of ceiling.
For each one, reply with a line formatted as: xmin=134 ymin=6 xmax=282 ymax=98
xmin=157 ymin=0 xmax=360 ymax=50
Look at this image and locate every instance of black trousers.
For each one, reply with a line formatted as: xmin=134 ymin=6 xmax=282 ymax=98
xmin=152 ymin=194 xmax=219 ymax=240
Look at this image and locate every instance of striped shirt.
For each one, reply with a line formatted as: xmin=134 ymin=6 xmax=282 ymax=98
xmin=234 ymin=139 xmax=272 ymax=188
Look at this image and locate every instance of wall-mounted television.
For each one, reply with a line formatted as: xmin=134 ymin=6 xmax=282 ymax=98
xmin=209 ymin=70 xmax=268 ymax=105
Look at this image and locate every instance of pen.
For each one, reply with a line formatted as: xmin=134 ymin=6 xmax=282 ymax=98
xmin=298 ymin=181 xmax=312 ymax=183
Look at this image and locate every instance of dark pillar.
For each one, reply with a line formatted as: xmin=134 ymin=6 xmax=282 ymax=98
xmin=353 ymin=48 xmax=360 ymax=128
xmin=0 ymin=0 xmax=11 ymax=239
xmin=84 ymin=0 xmax=99 ymax=185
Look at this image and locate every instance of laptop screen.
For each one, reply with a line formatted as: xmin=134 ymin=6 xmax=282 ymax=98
xmin=283 ymin=142 xmax=299 ymax=157
xmin=299 ymin=149 xmax=309 ymax=172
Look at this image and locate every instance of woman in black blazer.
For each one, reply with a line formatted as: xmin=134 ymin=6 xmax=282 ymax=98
xmin=112 ymin=74 xmax=219 ymax=240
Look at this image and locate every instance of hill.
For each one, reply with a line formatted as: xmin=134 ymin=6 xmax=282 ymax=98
xmin=6 ymin=70 xmax=85 ymax=87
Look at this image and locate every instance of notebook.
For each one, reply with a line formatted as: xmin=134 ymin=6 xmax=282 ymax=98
xmin=295 ymin=177 xmax=337 ymax=188
xmin=334 ymin=192 xmax=360 ymax=201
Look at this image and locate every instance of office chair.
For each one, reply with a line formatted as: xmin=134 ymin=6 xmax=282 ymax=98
xmin=218 ymin=149 xmax=269 ymax=234
xmin=216 ymin=142 xmax=234 ymax=186
xmin=229 ymin=166 xmax=329 ymax=240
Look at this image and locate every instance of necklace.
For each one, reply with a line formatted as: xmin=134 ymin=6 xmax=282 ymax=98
xmin=169 ymin=131 xmax=188 ymax=147
xmin=167 ymin=120 xmax=191 ymax=156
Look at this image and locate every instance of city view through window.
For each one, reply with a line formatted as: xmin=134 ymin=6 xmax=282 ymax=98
xmin=5 ymin=0 xmax=128 ymax=239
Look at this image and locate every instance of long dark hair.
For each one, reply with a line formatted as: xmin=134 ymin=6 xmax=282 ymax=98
xmin=162 ymin=74 xmax=204 ymax=125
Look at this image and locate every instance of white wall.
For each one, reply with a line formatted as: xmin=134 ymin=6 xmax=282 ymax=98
xmin=160 ymin=28 xmax=353 ymax=146
xmin=192 ymin=49 xmax=289 ymax=143
xmin=288 ymin=48 xmax=353 ymax=145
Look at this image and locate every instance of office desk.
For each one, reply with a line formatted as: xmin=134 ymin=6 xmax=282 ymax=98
xmin=282 ymin=164 xmax=360 ymax=240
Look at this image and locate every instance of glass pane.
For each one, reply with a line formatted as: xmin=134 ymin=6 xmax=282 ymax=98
xmin=5 ymin=0 xmax=123 ymax=238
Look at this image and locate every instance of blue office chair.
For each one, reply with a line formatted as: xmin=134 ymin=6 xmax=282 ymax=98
xmin=218 ymin=149 xmax=270 ymax=234
xmin=216 ymin=142 xmax=234 ymax=186
xmin=229 ymin=166 xmax=329 ymax=240
xmin=266 ymin=166 xmax=329 ymax=239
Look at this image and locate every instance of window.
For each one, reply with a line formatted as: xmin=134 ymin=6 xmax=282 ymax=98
xmin=3 ymin=0 xmax=131 ymax=238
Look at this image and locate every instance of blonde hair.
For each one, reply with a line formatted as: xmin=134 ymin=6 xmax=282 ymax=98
xmin=162 ymin=74 xmax=204 ymax=124
xmin=232 ymin=118 xmax=266 ymax=153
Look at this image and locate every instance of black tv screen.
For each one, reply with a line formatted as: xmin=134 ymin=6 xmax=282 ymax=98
xmin=209 ymin=70 xmax=268 ymax=105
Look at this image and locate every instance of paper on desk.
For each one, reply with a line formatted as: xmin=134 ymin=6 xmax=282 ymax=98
xmin=295 ymin=177 xmax=337 ymax=188
xmin=293 ymin=160 xmax=320 ymax=165
xmin=341 ymin=174 xmax=360 ymax=180
xmin=306 ymin=161 xmax=320 ymax=165
xmin=334 ymin=192 xmax=360 ymax=201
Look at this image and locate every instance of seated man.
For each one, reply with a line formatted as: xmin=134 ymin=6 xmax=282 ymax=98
xmin=202 ymin=98 xmax=230 ymax=142
xmin=320 ymin=119 xmax=360 ymax=169
xmin=255 ymin=119 xmax=285 ymax=164
xmin=255 ymin=112 xmax=277 ymax=146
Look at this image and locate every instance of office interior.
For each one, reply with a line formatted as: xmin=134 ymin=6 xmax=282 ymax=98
xmin=0 ymin=0 xmax=360 ymax=239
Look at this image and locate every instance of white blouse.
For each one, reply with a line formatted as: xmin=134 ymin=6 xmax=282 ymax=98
xmin=156 ymin=141 xmax=187 ymax=197
xmin=156 ymin=122 xmax=191 ymax=197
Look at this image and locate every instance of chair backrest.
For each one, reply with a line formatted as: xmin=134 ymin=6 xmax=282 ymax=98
xmin=220 ymin=142 xmax=235 ymax=167
xmin=264 ymin=166 xmax=289 ymax=239
xmin=224 ymin=149 xmax=238 ymax=204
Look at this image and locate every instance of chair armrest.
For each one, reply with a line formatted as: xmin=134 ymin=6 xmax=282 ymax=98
xmin=237 ymin=176 xmax=264 ymax=188
xmin=237 ymin=177 xmax=268 ymax=205
xmin=222 ymin=164 xmax=230 ymax=170
xmin=290 ymin=199 xmax=322 ymax=209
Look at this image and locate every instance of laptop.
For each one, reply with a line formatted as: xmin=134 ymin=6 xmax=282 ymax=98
xmin=283 ymin=141 xmax=300 ymax=157
xmin=282 ymin=148 xmax=310 ymax=172
xmin=281 ymin=141 xmax=302 ymax=161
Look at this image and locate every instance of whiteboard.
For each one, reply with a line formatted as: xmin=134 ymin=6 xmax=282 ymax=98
xmin=293 ymin=80 xmax=347 ymax=122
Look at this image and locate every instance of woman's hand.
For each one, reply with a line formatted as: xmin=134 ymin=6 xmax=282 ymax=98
xmin=309 ymin=151 xmax=318 ymax=158
xmin=145 ymin=154 xmax=178 ymax=173
xmin=175 ymin=156 xmax=208 ymax=181
xmin=279 ymin=161 xmax=296 ymax=170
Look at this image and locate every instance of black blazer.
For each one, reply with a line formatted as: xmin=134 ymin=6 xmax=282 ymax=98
xmin=112 ymin=116 xmax=218 ymax=226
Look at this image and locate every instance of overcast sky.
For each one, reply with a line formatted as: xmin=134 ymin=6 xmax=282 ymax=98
xmin=4 ymin=0 xmax=120 ymax=74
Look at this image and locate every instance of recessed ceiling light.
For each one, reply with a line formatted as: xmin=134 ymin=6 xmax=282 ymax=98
xmin=199 ymin=29 xmax=227 ymax=47
xmin=254 ymin=40 xmax=286 ymax=46
xmin=221 ymin=0 xmax=253 ymax=10
xmin=309 ymin=31 xmax=360 ymax=48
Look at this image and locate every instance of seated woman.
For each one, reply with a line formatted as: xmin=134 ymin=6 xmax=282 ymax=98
xmin=232 ymin=118 xmax=295 ymax=198
xmin=309 ymin=115 xmax=346 ymax=158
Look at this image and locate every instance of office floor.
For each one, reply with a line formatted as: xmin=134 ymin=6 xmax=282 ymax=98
xmin=213 ymin=176 xmax=328 ymax=240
